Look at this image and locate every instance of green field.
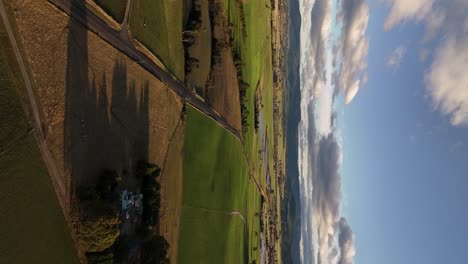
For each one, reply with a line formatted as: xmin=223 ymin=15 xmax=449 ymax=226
xmin=129 ymin=0 xmax=186 ymax=80
xmin=95 ymin=0 xmax=127 ymax=23
xmin=178 ymin=106 xmax=261 ymax=263
xmin=222 ymin=0 xmax=274 ymax=163
xmin=0 ymin=23 xmax=79 ymax=264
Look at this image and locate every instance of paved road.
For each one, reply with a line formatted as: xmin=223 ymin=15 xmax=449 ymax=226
xmin=48 ymin=0 xmax=242 ymax=140
xmin=0 ymin=0 xmax=68 ymax=205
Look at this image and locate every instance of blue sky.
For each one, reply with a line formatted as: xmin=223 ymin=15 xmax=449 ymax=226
xmin=297 ymin=0 xmax=468 ymax=263
xmin=340 ymin=1 xmax=468 ymax=263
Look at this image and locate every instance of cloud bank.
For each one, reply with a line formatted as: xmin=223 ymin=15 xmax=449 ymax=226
xmin=383 ymin=0 xmax=468 ymax=126
xmin=298 ymin=0 xmax=367 ymax=263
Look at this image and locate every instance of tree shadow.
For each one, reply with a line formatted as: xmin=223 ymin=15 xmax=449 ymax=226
xmin=63 ymin=0 xmax=149 ymax=203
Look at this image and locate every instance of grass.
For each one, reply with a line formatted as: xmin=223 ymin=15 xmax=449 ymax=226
xmin=129 ymin=0 xmax=186 ymax=80
xmin=0 ymin=22 xmax=79 ymax=264
xmin=94 ymin=0 xmax=127 ymax=23
xmin=178 ymin=106 xmax=261 ymax=263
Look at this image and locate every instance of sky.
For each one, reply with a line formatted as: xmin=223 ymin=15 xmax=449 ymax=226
xmin=297 ymin=0 xmax=468 ymax=263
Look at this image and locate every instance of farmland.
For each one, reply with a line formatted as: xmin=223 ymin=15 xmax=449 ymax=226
xmin=178 ymin=106 xmax=262 ymax=263
xmin=94 ymin=0 xmax=127 ymax=22
xmin=129 ymin=0 xmax=186 ymax=80
xmin=0 ymin=19 xmax=79 ymax=264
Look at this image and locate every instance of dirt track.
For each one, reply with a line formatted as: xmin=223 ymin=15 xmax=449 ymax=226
xmin=0 ymin=0 xmax=69 ymax=210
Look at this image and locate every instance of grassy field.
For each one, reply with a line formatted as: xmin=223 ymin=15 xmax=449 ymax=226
xmin=129 ymin=0 xmax=186 ymax=80
xmin=0 ymin=21 xmax=79 ymax=264
xmin=178 ymin=106 xmax=262 ymax=263
xmin=94 ymin=0 xmax=127 ymax=22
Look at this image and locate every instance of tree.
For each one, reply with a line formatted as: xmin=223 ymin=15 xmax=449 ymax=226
xmin=77 ymin=206 xmax=120 ymax=252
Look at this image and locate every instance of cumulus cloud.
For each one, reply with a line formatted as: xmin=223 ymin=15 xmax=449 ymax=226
xmin=338 ymin=218 xmax=356 ymax=264
xmin=386 ymin=46 xmax=406 ymax=68
xmin=383 ymin=0 xmax=468 ymax=127
xmin=383 ymin=0 xmax=434 ymax=30
xmin=297 ymin=0 xmax=360 ymax=263
xmin=426 ymin=37 xmax=468 ymax=126
xmin=335 ymin=0 xmax=370 ymax=104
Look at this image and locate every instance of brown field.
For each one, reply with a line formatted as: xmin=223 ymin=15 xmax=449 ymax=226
xmin=204 ymin=2 xmax=242 ymax=132
xmin=185 ymin=0 xmax=212 ymax=94
xmin=11 ymin=0 xmax=183 ymax=227
xmin=206 ymin=49 xmax=242 ymax=131
xmin=159 ymin=117 xmax=185 ymax=263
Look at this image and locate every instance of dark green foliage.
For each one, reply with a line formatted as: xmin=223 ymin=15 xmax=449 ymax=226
xmin=86 ymin=250 xmax=114 ymax=264
xmin=141 ymin=235 xmax=170 ymax=264
xmin=185 ymin=57 xmax=200 ymax=74
xmin=77 ymin=170 xmax=121 ymax=253
xmin=141 ymin=171 xmax=161 ymax=226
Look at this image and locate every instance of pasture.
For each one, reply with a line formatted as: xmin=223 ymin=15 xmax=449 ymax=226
xmin=94 ymin=0 xmax=127 ymax=22
xmin=0 ymin=21 xmax=79 ymax=264
xmin=178 ymin=106 xmax=262 ymax=263
xmin=129 ymin=0 xmax=186 ymax=80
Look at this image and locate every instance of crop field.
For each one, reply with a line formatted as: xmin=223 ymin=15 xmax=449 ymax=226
xmin=94 ymin=0 xmax=127 ymax=22
xmin=129 ymin=0 xmax=186 ymax=80
xmin=178 ymin=106 xmax=262 ymax=263
xmin=0 ymin=22 xmax=79 ymax=264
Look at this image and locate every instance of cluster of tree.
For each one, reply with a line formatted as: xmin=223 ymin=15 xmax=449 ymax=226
xmin=253 ymin=90 xmax=262 ymax=133
xmin=183 ymin=1 xmax=202 ymax=77
xmin=235 ymin=0 xmax=247 ymax=38
xmin=185 ymin=56 xmax=200 ymax=74
xmin=86 ymin=249 xmax=114 ymax=264
xmin=233 ymin=51 xmax=250 ymax=135
xmin=239 ymin=79 xmax=250 ymax=134
xmin=135 ymin=162 xmax=169 ymax=263
xmin=136 ymin=162 xmax=162 ymax=227
xmin=140 ymin=230 xmax=170 ymax=264
xmin=182 ymin=2 xmax=202 ymax=47
xmin=77 ymin=170 xmax=121 ymax=255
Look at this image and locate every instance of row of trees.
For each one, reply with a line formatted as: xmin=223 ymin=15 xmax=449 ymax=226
xmin=137 ymin=162 xmax=170 ymax=264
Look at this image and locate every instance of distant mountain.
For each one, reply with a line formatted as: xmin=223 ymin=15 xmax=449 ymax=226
xmin=282 ymin=0 xmax=302 ymax=263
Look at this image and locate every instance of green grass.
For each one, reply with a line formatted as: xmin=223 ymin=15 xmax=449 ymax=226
xmin=129 ymin=0 xmax=186 ymax=80
xmin=95 ymin=0 xmax=127 ymax=23
xmin=178 ymin=106 xmax=261 ymax=263
xmin=222 ymin=0 xmax=274 ymax=161
xmin=0 ymin=23 xmax=79 ymax=264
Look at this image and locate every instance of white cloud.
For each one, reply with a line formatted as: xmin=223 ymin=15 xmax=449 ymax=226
xmin=383 ymin=0 xmax=468 ymax=127
xmin=386 ymin=46 xmax=406 ymax=68
xmin=426 ymin=37 xmax=468 ymax=126
xmin=383 ymin=0 xmax=434 ymax=30
xmin=336 ymin=0 xmax=370 ymax=104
